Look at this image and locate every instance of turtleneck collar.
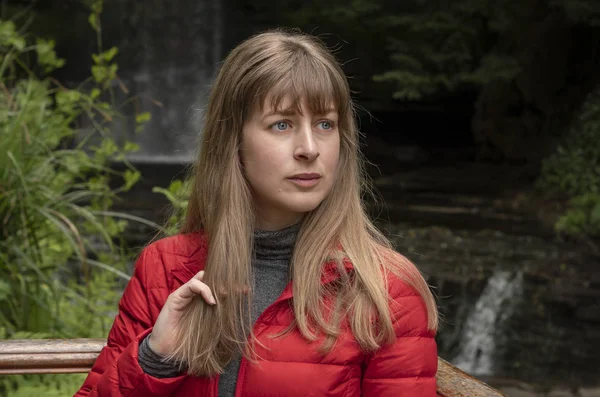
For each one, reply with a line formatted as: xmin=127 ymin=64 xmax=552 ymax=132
xmin=253 ymin=222 xmax=301 ymax=261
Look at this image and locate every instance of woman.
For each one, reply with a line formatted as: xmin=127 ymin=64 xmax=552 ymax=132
xmin=75 ymin=29 xmax=438 ymax=397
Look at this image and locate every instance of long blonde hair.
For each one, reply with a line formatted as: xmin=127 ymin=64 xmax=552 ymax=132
xmin=169 ymin=29 xmax=438 ymax=376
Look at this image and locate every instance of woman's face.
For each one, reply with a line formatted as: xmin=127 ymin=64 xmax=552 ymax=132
xmin=240 ymin=96 xmax=341 ymax=230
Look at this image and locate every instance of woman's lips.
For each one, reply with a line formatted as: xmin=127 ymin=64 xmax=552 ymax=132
xmin=287 ymin=175 xmax=321 ymax=188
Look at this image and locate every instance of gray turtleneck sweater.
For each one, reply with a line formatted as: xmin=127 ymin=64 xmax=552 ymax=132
xmin=137 ymin=223 xmax=299 ymax=396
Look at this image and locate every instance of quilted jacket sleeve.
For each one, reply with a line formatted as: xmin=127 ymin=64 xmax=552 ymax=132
xmin=361 ymin=279 xmax=438 ymax=396
xmin=74 ymin=245 xmax=187 ymax=397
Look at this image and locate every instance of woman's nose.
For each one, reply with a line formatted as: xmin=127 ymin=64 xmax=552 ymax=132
xmin=293 ymin=124 xmax=320 ymax=161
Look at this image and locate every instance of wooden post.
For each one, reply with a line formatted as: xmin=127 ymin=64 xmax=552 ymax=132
xmin=0 ymin=339 xmax=507 ymax=396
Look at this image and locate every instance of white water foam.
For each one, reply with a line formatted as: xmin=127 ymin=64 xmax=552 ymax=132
xmin=453 ymin=270 xmax=523 ymax=375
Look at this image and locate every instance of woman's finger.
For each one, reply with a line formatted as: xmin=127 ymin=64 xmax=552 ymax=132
xmin=174 ymin=276 xmax=215 ymax=304
xmin=192 ymin=270 xmax=205 ymax=281
xmin=187 ymin=278 xmax=216 ymax=305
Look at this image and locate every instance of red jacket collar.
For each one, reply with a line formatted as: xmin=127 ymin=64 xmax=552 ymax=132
xmin=169 ymin=232 xmax=354 ymax=291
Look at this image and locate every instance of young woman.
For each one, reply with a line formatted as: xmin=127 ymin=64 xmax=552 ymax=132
xmin=75 ymin=29 xmax=438 ymax=397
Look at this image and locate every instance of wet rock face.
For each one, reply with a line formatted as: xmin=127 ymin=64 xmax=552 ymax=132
xmin=381 ymin=222 xmax=600 ymax=390
xmin=101 ymin=0 xmax=225 ymax=163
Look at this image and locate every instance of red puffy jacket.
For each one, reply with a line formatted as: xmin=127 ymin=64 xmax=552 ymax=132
xmin=74 ymin=232 xmax=437 ymax=397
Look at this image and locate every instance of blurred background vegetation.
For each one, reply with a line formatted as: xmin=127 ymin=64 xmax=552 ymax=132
xmin=0 ymin=0 xmax=599 ymax=396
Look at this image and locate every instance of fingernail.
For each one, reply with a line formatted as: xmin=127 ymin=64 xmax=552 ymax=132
xmin=209 ymin=296 xmax=216 ymax=305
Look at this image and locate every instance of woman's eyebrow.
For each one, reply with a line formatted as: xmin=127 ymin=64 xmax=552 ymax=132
xmin=261 ymin=108 xmax=337 ymax=120
xmin=262 ymin=109 xmax=297 ymax=119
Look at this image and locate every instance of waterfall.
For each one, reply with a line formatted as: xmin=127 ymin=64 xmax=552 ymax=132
xmin=452 ymin=270 xmax=523 ymax=375
xmin=115 ymin=0 xmax=224 ymax=163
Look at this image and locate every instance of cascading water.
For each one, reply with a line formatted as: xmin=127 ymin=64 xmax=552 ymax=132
xmin=114 ymin=0 xmax=224 ymax=163
xmin=452 ymin=270 xmax=524 ymax=375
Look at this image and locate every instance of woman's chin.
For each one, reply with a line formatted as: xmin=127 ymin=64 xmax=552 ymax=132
xmin=283 ymin=197 xmax=327 ymax=214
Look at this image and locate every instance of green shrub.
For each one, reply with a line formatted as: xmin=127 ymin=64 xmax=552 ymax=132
xmin=0 ymin=1 xmax=158 ymax=395
xmin=537 ymin=88 xmax=600 ymax=238
xmin=152 ymin=178 xmax=191 ymax=236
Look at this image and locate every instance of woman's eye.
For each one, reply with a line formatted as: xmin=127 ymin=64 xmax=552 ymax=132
xmin=319 ymin=121 xmax=333 ymax=130
xmin=272 ymin=121 xmax=289 ymax=131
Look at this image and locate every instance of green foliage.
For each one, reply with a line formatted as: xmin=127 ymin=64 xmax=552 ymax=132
xmin=0 ymin=373 xmax=86 ymax=397
xmin=537 ymin=88 xmax=600 ymax=238
xmin=283 ymin=0 xmax=599 ymax=101
xmin=0 ymin=2 xmax=157 ymax=395
xmin=554 ymin=194 xmax=600 ymax=236
xmin=282 ymin=0 xmax=524 ymax=100
xmin=372 ymin=0 xmax=524 ymax=100
xmin=152 ymin=179 xmax=191 ymax=236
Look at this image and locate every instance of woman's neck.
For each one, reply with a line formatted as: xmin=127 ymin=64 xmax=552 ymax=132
xmin=253 ymin=207 xmax=304 ymax=231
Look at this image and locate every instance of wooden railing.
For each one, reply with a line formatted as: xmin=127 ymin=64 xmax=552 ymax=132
xmin=0 ymin=339 xmax=507 ymax=396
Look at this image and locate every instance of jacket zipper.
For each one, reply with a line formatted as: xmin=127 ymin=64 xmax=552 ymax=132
xmin=233 ymin=282 xmax=294 ymax=397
